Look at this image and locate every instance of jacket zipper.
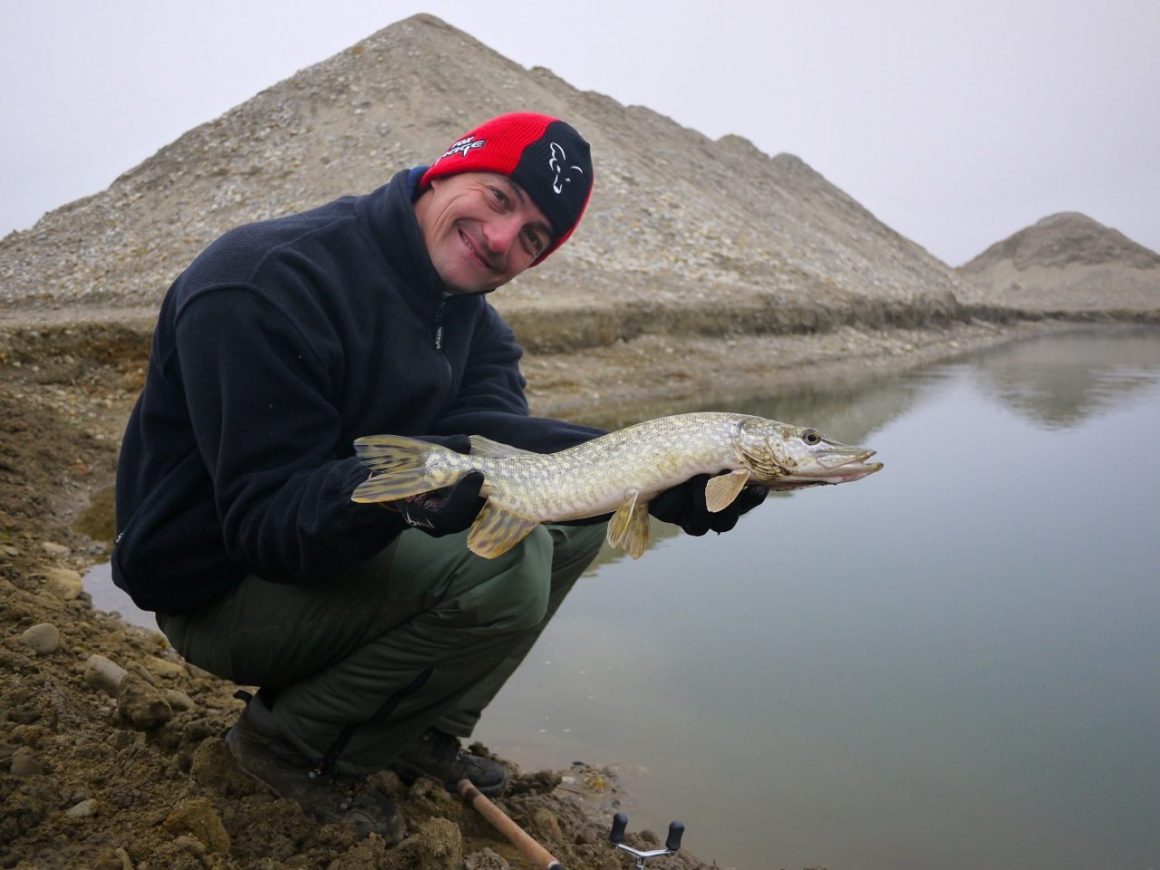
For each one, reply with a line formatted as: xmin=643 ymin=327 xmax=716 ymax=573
xmin=432 ymin=297 xmax=447 ymax=351
xmin=432 ymin=297 xmax=453 ymax=398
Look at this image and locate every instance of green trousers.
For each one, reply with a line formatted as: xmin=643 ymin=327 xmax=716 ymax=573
xmin=158 ymin=522 xmax=606 ymax=774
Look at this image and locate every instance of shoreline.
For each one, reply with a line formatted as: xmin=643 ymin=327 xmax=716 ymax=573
xmin=2 ymin=313 xmax=1157 ymax=870
xmin=522 ymin=317 xmax=1113 ymax=424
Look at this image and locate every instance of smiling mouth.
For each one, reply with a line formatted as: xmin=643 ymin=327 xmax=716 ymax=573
xmin=459 ymin=228 xmax=498 ymax=274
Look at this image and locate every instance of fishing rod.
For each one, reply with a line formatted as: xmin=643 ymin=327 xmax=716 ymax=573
xmin=458 ymin=779 xmax=686 ymax=869
xmin=458 ymin=778 xmax=565 ymax=870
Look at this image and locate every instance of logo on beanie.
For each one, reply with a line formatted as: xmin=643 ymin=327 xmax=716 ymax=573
xmin=548 ymin=142 xmax=585 ymax=195
xmin=440 ymin=136 xmax=486 ymax=161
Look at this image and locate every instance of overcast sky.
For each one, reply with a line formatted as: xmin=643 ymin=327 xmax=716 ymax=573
xmin=2 ymin=1 xmax=1157 ymax=266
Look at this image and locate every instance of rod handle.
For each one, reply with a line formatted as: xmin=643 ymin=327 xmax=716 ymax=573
xmin=609 ymin=812 xmax=628 ymax=845
xmin=666 ymin=821 xmax=685 ymax=852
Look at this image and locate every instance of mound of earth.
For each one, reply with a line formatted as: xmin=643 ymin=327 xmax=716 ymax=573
xmin=957 ymin=212 xmax=1160 ymax=312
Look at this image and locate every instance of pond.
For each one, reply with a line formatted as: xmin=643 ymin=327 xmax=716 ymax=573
xmin=473 ymin=325 xmax=1160 ymax=870
xmin=88 ymin=325 xmax=1160 ymax=869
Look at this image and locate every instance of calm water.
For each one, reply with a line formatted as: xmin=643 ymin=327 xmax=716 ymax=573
xmin=473 ymin=326 xmax=1160 ymax=870
xmin=88 ymin=326 xmax=1160 ymax=869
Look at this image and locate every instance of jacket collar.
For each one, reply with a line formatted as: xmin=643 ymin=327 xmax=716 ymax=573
xmin=355 ymin=168 xmax=444 ymax=295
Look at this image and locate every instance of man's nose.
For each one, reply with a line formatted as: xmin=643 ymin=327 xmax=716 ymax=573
xmin=483 ymin=214 xmax=522 ymax=255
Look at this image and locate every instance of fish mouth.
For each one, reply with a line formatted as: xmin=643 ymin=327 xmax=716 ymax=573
xmin=816 ymin=445 xmax=877 ymax=469
xmin=821 ymin=459 xmax=884 ymax=483
xmin=820 ymin=448 xmax=882 ymax=480
xmin=771 ymin=447 xmax=882 ymax=488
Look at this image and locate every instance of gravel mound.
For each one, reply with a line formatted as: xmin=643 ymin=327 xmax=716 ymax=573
xmin=957 ymin=212 xmax=1160 ymax=312
xmin=0 ymin=14 xmax=964 ymax=334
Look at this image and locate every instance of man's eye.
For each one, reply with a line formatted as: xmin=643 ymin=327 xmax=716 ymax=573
xmin=524 ymin=230 xmax=546 ymax=257
xmin=489 ymin=187 xmax=510 ymax=207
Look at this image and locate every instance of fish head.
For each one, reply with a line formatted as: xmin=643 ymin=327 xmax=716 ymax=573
xmin=736 ymin=417 xmax=883 ymax=487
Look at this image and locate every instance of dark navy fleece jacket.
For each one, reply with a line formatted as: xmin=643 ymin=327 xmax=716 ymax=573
xmin=113 ymin=168 xmax=601 ymax=615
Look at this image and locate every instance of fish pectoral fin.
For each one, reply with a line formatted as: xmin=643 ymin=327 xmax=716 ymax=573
xmin=704 ymin=469 xmax=752 ymax=512
xmin=467 ymin=502 xmax=540 ymax=559
xmin=468 ymin=435 xmax=537 ymax=459
xmin=607 ymin=490 xmax=652 ymax=559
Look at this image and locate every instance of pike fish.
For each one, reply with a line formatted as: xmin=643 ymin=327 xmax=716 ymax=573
xmin=352 ymin=412 xmax=883 ymax=560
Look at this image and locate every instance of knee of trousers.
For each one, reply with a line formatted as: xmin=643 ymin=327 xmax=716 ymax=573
xmin=465 ymin=526 xmax=555 ymax=633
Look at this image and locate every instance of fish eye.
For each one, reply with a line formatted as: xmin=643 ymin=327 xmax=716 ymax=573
xmin=802 ymin=429 xmax=821 ymax=445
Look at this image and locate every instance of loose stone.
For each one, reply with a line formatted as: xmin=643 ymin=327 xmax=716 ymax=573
xmin=84 ymin=653 xmax=128 ymax=696
xmin=162 ymin=797 xmax=231 ymax=854
xmin=9 ymin=747 xmax=45 ymax=777
xmin=66 ymin=798 xmax=100 ymax=819
xmin=42 ymin=566 xmax=84 ymax=600
xmin=20 ymin=622 xmax=61 ymax=655
xmin=164 ymin=688 xmax=195 ymax=712
xmin=117 ymin=674 xmax=174 ymax=730
xmin=142 ymin=654 xmax=187 ymax=679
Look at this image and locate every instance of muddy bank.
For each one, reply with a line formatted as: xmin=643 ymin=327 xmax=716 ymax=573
xmin=0 ymin=386 xmax=708 ymax=870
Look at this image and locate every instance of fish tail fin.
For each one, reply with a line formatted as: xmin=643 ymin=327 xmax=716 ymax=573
xmin=351 ymin=435 xmax=459 ymax=503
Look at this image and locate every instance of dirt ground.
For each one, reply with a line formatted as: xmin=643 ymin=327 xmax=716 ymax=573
xmin=0 ymin=314 xmax=1086 ymax=870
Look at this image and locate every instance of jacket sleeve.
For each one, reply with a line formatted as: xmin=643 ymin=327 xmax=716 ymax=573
xmin=435 ymin=303 xmax=605 ymax=452
xmin=174 ymin=285 xmax=404 ymax=584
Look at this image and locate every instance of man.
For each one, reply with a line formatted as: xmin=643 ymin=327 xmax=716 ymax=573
xmin=113 ymin=112 xmax=765 ymax=840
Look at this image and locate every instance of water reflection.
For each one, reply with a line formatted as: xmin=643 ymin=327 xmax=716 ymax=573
xmin=970 ymin=325 xmax=1160 ymax=429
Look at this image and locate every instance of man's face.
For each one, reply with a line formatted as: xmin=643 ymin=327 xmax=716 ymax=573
xmin=414 ymin=171 xmax=555 ymax=294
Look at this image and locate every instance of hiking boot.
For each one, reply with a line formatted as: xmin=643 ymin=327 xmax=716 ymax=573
xmin=390 ymin=728 xmax=508 ymax=796
xmin=226 ymin=691 xmax=405 ymax=843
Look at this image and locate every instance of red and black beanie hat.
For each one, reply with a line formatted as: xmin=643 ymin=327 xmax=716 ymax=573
xmin=419 ymin=112 xmax=594 ymax=261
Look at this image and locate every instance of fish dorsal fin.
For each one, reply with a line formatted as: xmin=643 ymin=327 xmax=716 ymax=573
xmin=705 ymin=469 xmax=752 ymax=512
xmin=469 ymin=435 xmax=537 ymax=459
xmin=607 ymin=489 xmax=652 ymax=559
xmin=467 ymin=502 xmax=540 ymax=559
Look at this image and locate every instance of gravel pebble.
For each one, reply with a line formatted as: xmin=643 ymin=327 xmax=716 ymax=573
xmin=41 ymin=566 xmax=84 ymax=600
xmin=20 ymin=622 xmax=61 ymax=655
xmin=66 ymin=798 xmax=100 ymax=819
xmin=41 ymin=541 xmax=71 ymax=558
xmin=117 ymin=674 xmax=174 ymax=730
xmin=84 ymin=653 xmax=128 ymax=696
xmin=164 ymin=688 xmax=196 ymax=712
xmin=10 ymin=747 xmax=45 ymax=777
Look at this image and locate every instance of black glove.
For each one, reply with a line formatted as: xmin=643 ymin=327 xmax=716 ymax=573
xmin=387 ymin=434 xmax=484 ymax=537
xmin=648 ymin=474 xmax=768 ymax=536
xmin=395 ymin=471 xmax=486 ymax=537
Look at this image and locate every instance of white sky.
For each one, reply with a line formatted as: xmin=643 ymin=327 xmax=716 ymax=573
xmin=2 ymin=1 xmax=1157 ymax=266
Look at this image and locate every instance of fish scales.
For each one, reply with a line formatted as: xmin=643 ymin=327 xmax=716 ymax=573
xmin=352 ymin=412 xmax=882 ymax=559
xmin=476 ymin=414 xmax=740 ymax=519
